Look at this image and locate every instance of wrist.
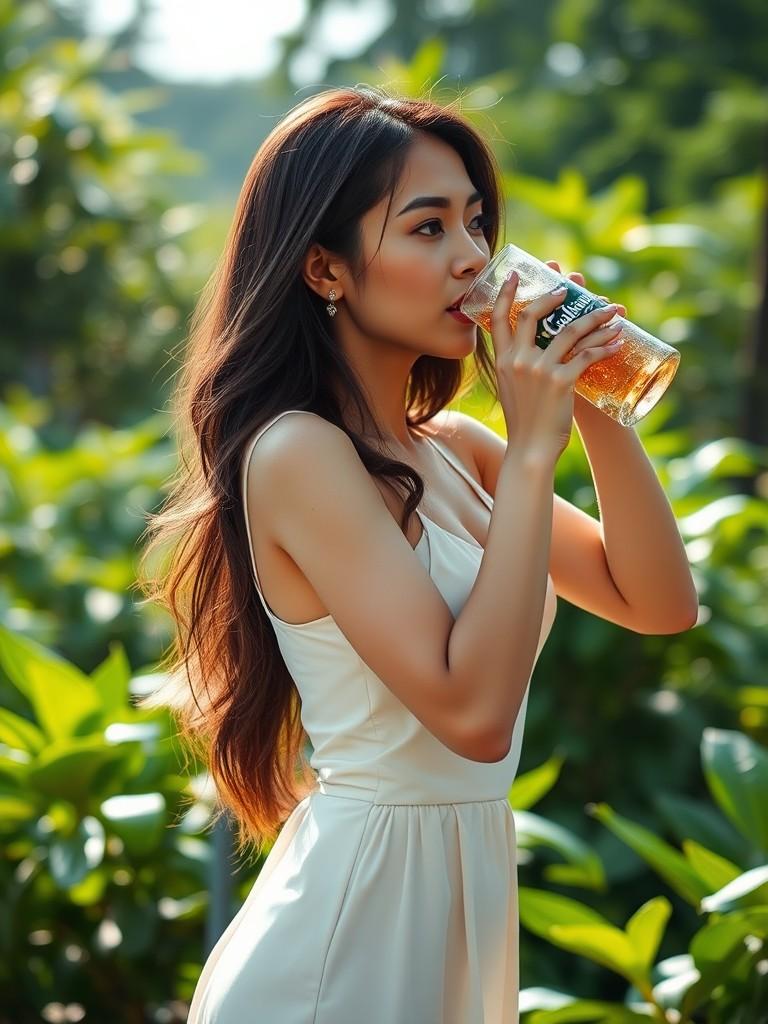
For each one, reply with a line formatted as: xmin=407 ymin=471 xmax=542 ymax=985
xmin=502 ymin=444 xmax=558 ymax=476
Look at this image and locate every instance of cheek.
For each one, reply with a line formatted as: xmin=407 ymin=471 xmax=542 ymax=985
xmin=372 ymin=243 xmax=441 ymax=306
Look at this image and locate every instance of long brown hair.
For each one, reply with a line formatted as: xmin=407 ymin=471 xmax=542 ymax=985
xmin=137 ymin=85 xmax=503 ymax=857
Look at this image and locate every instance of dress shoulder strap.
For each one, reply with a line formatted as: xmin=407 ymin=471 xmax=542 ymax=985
xmin=424 ymin=434 xmax=494 ymax=511
xmin=240 ymin=409 xmax=321 ymax=601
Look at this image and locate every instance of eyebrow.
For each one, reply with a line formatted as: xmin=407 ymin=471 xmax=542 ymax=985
xmin=396 ymin=190 xmax=483 ymax=217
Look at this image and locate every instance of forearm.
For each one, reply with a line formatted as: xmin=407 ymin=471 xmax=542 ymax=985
xmin=573 ymin=394 xmax=698 ymax=628
xmin=447 ymin=449 xmax=555 ymax=754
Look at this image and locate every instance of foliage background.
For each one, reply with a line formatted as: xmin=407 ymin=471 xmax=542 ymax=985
xmin=1 ymin=0 xmax=766 ymax=1020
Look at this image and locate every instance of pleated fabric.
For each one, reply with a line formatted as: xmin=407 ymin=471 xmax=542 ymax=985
xmin=188 ymin=410 xmax=558 ymax=1024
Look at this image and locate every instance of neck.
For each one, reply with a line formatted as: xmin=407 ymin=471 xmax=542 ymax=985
xmin=333 ymin=326 xmax=426 ymax=455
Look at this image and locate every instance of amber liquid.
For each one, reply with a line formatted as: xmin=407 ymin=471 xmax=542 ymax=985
xmin=474 ymin=299 xmax=680 ymax=428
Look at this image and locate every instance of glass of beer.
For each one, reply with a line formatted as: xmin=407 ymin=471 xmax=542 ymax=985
xmin=460 ymin=243 xmax=681 ymax=427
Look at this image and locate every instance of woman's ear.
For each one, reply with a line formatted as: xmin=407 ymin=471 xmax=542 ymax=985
xmin=302 ymin=243 xmax=347 ymax=301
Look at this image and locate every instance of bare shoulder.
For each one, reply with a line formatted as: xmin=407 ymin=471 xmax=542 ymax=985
xmin=245 ymin=409 xmax=346 ymax=463
xmin=244 ymin=410 xmax=364 ymax=517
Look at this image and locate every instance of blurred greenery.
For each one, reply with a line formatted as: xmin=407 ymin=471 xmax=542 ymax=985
xmin=1 ymin=0 xmax=767 ymax=1020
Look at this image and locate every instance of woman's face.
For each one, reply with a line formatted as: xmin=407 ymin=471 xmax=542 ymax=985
xmin=337 ymin=132 xmax=491 ymax=359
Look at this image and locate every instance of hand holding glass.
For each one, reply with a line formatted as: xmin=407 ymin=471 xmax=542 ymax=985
xmin=460 ymin=244 xmax=680 ymax=427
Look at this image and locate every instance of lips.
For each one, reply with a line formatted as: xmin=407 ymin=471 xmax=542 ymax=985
xmin=446 ymin=293 xmax=467 ymax=312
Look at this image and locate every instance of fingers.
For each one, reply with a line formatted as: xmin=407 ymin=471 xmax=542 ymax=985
xmin=511 ymin=284 xmax=572 ymax=347
xmin=556 ymin=334 xmax=625 ymax=381
xmin=561 ymin=324 xmax=624 ymax=368
xmin=543 ymin=303 xmax=623 ymax=364
xmin=489 ymin=270 xmax=520 ymax=356
xmin=599 ymin=294 xmax=627 ymax=316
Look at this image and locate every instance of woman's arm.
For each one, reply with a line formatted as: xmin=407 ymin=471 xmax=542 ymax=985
xmin=440 ymin=407 xmax=698 ymax=634
xmin=570 ymin=393 xmax=699 ymax=632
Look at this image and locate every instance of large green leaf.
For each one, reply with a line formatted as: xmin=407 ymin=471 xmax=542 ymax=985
xmin=682 ymin=916 xmax=753 ymax=1016
xmin=701 ymin=728 xmax=768 ymax=853
xmin=90 ymin=642 xmax=131 ymax=717
xmin=508 ymin=754 xmax=564 ymax=810
xmin=520 ymin=890 xmax=651 ymax=989
xmin=682 ymin=839 xmax=742 ymax=891
xmin=513 ymin=810 xmax=605 ymax=890
xmin=546 ymin=924 xmax=645 ymax=987
xmin=528 ymin=1001 xmax=653 ymax=1024
xmin=519 ymin=887 xmax=609 ymax=940
xmin=588 ymin=803 xmax=711 ymax=906
xmin=27 ymin=737 xmax=137 ymax=802
xmin=100 ymin=792 xmax=166 ymax=856
xmin=625 ymin=897 xmax=672 ymax=969
xmin=0 ymin=625 xmax=102 ymax=740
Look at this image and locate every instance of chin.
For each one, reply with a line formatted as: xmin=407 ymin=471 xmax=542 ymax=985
xmin=429 ymin=349 xmax=475 ymax=364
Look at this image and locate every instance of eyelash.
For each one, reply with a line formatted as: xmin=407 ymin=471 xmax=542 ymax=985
xmin=414 ymin=214 xmax=493 ymax=238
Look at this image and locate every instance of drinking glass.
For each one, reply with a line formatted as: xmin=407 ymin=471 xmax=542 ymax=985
xmin=460 ymin=243 xmax=681 ymax=427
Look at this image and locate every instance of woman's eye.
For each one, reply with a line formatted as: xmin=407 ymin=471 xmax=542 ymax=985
xmin=470 ymin=214 xmax=492 ymax=231
xmin=414 ymin=214 xmax=491 ymax=237
xmin=415 ymin=220 xmax=443 ymax=237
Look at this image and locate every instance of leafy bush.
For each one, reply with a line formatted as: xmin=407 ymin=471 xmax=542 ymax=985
xmin=0 ymin=624 xmax=215 ymax=1023
xmin=518 ymin=729 xmax=768 ymax=1023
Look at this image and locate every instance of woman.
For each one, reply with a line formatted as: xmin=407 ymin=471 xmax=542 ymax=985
xmin=140 ymin=85 xmax=698 ymax=1023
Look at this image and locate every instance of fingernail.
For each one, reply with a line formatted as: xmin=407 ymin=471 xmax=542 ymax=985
xmin=550 ymin=285 xmax=567 ymax=295
xmin=505 ymin=270 xmax=518 ymax=285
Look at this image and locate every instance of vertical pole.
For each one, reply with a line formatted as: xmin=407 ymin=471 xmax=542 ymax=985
xmin=204 ymin=811 xmax=235 ymax=955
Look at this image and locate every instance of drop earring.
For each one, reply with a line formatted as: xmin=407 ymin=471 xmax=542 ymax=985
xmin=326 ymin=290 xmax=337 ymax=318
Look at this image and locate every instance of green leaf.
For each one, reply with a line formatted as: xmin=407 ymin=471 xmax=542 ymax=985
xmin=736 ymin=906 xmax=768 ymax=935
xmin=506 ymin=169 xmax=588 ymax=222
xmin=509 ymin=754 xmax=564 ymax=810
xmin=514 ymin=810 xmax=605 ymax=890
xmin=90 ymin=642 xmax=131 ymax=717
xmin=682 ymin=916 xmax=753 ymax=1016
xmin=519 ymin=887 xmax=609 ymax=941
xmin=0 ymin=751 xmax=29 ymax=785
xmin=0 ymin=708 xmax=45 ymax=754
xmin=48 ymin=815 xmax=105 ymax=889
xmin=0 ymin=625 xmax=101 ymax=740
xmin=529 ymin=1001 xmax=653 ymax=1023
xmin=690 ymin=914 xmax=752 ymax=972
xmin=547 ymin=924 xmax=645 ymax=987
xmin=654 ymin=791 xmax=748 ymax=865
xmin=700 ymin=864 xmax=768 ymax=912
xmin=409 ymin=38 xmax=446 ymax=92
xmin=682 ymin=839 xmax=742 ymax=891
xmin=588 ymin=803 xmax=710 ymax=906
xmin=625 ymin=897 xmax=672 ymax=968
xmin=701 ymin=728 xmax=768 ymax=853
xmin=68 ymin=867 xmax=108 ymax=906
xmin=100 ymin=792 xmax=166 ymax=856
xmin=27 ymin=737 xmax=135 ymax=801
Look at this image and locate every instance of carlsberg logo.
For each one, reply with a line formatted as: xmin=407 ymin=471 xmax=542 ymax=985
xmin=535 ymin=284 xmax=605 ymax=350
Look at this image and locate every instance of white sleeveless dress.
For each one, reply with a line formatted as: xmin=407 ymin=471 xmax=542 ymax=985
xmin=188 ymin=409 xmax=558 ymax=1024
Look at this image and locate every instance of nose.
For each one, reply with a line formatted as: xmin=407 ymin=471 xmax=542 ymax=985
xmin=453 ymin=235 xmax=490 ymax=280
